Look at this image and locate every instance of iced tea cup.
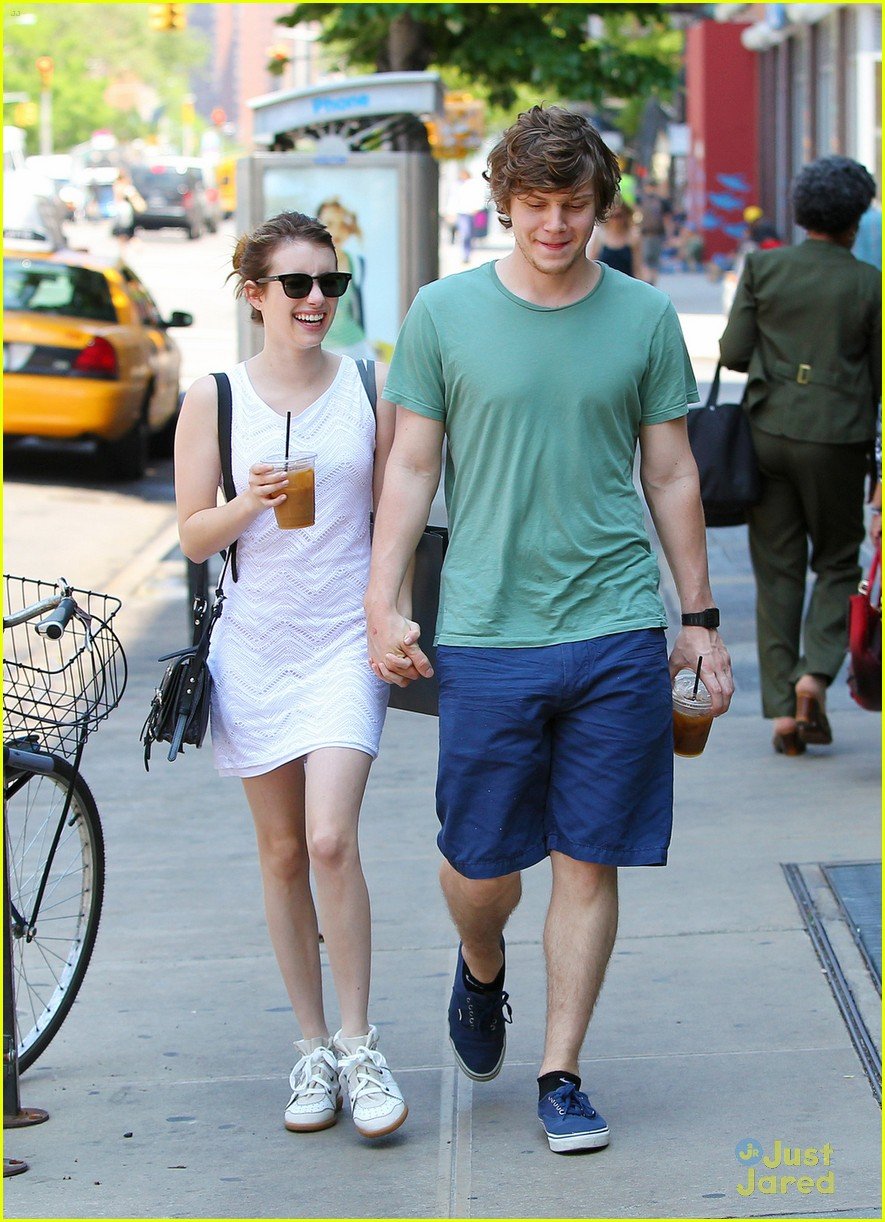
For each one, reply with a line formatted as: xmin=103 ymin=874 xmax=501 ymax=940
xmin=265 ymin=454 xmax=316 ymax=529
xmin=672 ymin=669 xmax=714 ymax=757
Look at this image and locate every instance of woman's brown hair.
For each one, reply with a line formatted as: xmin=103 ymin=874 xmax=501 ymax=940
xmin=229 ymin=211 xmax=336 ymax=324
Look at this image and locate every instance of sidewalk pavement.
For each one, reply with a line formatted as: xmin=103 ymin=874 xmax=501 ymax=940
xmin=4 ymin=263 xmax=881 ymax=1220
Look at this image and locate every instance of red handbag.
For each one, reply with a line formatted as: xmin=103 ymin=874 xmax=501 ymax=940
xmin=847 ymin=547 xmax=881 ymax=711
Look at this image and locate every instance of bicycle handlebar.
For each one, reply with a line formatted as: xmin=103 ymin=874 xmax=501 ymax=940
xmin=35 ymin=597 xmax=78 ymax=640
xmin=3 ymin=594 xmax=62 ymax=630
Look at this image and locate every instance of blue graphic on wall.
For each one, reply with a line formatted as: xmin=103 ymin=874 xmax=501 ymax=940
xmin=703 ymin=171 xmax=752 ymax=252
xmin=717 ymin=173 xmax=751 ymax=193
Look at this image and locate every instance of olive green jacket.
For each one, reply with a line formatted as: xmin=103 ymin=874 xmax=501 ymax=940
xmin=719 ymin=238 xmax=881 ymax=445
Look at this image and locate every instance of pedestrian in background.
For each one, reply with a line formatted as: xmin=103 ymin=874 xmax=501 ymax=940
xmin=587 ymin=195 xmax=645 ymax=279
xmin=638 ymin=179 xmax=671 ymax=285
xmin=719 ymin=156 xmax=880 ymax=756
xmin=452 ymin=166 xmax=488 ymax=264
xmin=853 ymin=197 xmax=882 ymax=269
xmin=366 ymin=105 xmax=732 ymax=1155
xmin=743 ymin=204 xmax=783 ymax=250
xmin=111 ymin=169 xmax=144 ymax=245
xmin=174 ymin=211 xmax=413 ymax=1140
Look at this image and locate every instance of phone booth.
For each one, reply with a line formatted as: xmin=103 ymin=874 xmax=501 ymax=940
xmin=237 ymin=72 xmax=443 ymax=362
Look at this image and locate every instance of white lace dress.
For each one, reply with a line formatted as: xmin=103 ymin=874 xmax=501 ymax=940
xmin=207 ymin=356 xmax=389 ymax=777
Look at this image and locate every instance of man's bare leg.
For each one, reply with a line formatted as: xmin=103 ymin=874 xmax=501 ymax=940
xmin=439 ymin=860 xmax=522 ymax=980
xmin=539 ymin=853 xmax=618 ymax=1076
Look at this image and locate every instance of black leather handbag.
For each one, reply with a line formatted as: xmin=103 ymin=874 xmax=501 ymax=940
xmin=140 ymin=573 xmax=225 ymax=769
xmin=687 ymin=363 xmax=762 ymax=527
xmin=140 ymin=372 xmax=234 ymax=768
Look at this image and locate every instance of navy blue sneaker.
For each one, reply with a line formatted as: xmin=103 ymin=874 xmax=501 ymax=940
xmin=448 ymin=943 xmax=512 ymax=1080
xmin=538 ymin=1082 xmax=610 ymax=1153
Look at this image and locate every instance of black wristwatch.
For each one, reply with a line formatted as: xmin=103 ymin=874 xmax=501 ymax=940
xmin=681 ymin=608 xmax=720 ymax=629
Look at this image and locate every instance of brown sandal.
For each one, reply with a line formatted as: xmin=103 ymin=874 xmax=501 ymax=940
xmin=795 ymin=693 xmax=833 ymax=745
xmin=773 ymin=730 xmax=806 ymax=756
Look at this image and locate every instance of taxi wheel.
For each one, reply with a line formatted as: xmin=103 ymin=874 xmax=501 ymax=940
xmin=151 ymin=402 xmax=179 ymax=458
xmin=98 ymin=416 xmax=148 ymax=481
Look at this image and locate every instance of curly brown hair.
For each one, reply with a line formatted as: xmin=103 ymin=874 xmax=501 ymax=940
xmin=228 ymin=211 xmax=336 ymax=324
xmin=484 ymin=105 xmax=621 ymax=229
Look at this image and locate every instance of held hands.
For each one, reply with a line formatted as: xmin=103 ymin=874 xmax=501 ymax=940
xmin=247 ymin=462 xmax=288 ymax=512
xmin=366 ymin=605 xmax=434 ymax=688
xmin=668 ymin=628 xmax=734 ymax=716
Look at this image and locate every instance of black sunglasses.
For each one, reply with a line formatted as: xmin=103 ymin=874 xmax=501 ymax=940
xmin=255 ymin=272 xmax=352 ymax=299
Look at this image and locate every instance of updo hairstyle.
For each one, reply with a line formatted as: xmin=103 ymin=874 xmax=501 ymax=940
xmin=229 ymin=211 xmax=336 ymax=324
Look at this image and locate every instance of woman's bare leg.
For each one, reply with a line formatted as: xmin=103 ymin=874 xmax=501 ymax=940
xmin=244 ymin=759 xmax=328 ymax=1039
xmin=303 ymin=747 xmax=374 ymax=1037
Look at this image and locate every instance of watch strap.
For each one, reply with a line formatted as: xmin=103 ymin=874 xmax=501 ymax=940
xmin=681 ymin=608 xmax=720 ymax=629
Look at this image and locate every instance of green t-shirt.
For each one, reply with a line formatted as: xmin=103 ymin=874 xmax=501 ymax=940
xmin=384 ymin=261 xmax=699 ymax=647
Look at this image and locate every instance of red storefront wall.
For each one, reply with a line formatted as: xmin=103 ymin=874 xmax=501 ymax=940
xmin=685 ymin=21 xmax=759 ymax=263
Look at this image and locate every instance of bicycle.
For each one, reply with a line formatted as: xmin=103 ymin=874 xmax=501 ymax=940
xmin=3 ymin=575 xmax=126 ymax=1072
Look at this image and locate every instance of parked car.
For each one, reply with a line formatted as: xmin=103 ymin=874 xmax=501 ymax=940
xmin=130 ymin=162 xmax=207 ymax=239
xmin=3 ymin=173 xmax=67 ymax=252
xmin=25 ymin=154 xmax=84 ymax=220
xmin=81 ymin=166 xmax=119 ymax=220
xmin=176 ymin=159 xmax=221 ymax=233
xmin=3 ymin=248 xmax=192 ymax=479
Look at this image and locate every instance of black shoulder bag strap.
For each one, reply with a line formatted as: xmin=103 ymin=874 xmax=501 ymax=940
xmin=704 ymin=362 xmax=723 ymax=410
xmin=211 ymin=371 xmax=238 ymax=582
xmin=355 ymin=358 xmax=377 ymax=417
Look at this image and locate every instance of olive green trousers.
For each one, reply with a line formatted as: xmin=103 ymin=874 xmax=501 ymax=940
xmin=746 ymin=428 xmax=868 ymax=719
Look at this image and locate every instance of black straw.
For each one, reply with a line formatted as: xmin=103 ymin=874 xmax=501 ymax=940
xmin=285 ymin=411 xmax=292 ymax=460
xmin=692 ymin=655 xmax=703 ymax=699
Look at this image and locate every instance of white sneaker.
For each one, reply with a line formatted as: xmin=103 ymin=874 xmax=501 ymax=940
xmin=333 ymin=1026 xmax=408 ymax=1138
xmin=284 ymin=1037 xmax=341 ymax=1132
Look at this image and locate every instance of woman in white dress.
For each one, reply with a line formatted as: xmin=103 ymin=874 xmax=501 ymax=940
xmin=175 ymin=211 xmax=425 ymax=1140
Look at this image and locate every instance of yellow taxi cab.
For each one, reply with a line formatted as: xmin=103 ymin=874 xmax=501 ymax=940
xmin=3 ymin=247 xmax=192 ymax=480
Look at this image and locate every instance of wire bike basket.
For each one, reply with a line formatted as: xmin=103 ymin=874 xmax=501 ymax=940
xmin=3 ymin=575 xmax=127 ymax=760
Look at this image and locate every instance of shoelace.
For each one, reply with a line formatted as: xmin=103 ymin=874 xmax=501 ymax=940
xmin=458 ymin=989 xmax=513 ymax=1032
xmin=289 ymin=1048 xmax=337 ymax=1103
xmin=548 ymin=1082 xmax=597 ymax=1119
xmin=338 ymin=1046 xmax=397 ymax=1103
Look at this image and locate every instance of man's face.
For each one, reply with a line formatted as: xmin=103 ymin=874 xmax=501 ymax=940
xmin=507 ymin=186 xmax=597 ymax=277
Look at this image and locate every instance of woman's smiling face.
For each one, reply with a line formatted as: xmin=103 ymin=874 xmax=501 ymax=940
xmin=246 ymin=238 xmax=339 ymax=347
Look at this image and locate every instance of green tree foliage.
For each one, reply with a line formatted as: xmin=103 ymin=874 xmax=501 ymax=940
xmin=3 ymin=4 xmax=208 ymax=154
xmin=278 ymin=4 xmax=682 ymax=111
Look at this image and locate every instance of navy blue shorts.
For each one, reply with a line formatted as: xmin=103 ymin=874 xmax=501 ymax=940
xmin=435 ymin=630 xmax=673 ymax=879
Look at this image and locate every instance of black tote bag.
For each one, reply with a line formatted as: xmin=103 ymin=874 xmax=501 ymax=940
xmin=686 ymin=363 xmax=762 ymax=527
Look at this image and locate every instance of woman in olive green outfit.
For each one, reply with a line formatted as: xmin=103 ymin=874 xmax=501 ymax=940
xmin=720 ymin=156 xmax=880 ymax=755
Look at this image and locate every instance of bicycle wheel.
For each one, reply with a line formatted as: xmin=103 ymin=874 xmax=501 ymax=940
xmin=4 ymin=755 xmax=105 ymax=1071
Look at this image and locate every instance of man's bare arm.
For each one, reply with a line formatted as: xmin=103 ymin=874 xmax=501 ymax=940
xmin=365 ymin=408 xmax=445 ymax=685
xmin=639 ymin=416 xmax=734 ymax=715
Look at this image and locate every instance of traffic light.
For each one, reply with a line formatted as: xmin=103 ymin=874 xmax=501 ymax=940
xmin=149 ymin=4 xmax=186 ymax=32
xmin=13 ymin=100 xmax=38 ymax=127
xmin=426 ymin=92 xmax=486 ymax=160
xmin=267 ymin=43 xmax=291 ymax=77
xmin=35 ymin=56 xmax=54 ymax=89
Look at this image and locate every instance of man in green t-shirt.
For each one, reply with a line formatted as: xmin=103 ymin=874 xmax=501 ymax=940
xmin=365 ymin=105 xmax=733 ymax=1154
